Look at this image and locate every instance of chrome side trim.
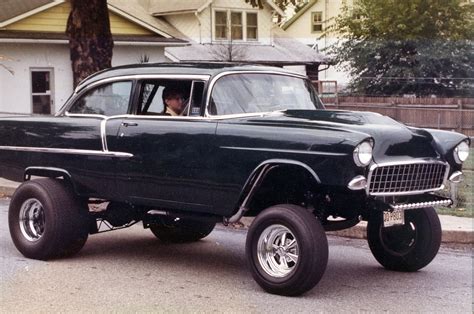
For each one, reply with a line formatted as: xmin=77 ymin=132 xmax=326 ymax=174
xmin=100 ymin=119 xmax=109 ymax=152
xmin=0 ymin=146 xmax=133 ymax=158
xmin=366 ymin=160 xmax=450 ymax=196
xmin=390 ymin=199 xmax=452 ymax=210
xmin=220 ymin=146 xmax=348 ymax=157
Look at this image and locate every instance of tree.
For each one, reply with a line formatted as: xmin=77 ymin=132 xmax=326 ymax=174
xmin=245 ymin=0 xmax=296 ymax=10
xmin=245 ymin=0 xmax=297 ymax=23
xmin=66 ymin=0 xmax=113 ymax=87
xmin=210 ymin=40 xmax=248 ymax=62
xmin=328 ymin=0 xmax=474 ymax=96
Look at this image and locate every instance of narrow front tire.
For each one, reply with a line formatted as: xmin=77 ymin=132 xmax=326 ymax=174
xmin=246 ymin=204 xmax=328 ymax=296
xmin=367 ymin=207 xmax=441 ymax=272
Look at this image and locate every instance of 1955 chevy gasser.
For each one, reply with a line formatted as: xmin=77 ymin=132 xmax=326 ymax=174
xmin=0 ymin=63 xmax=470 ymax=296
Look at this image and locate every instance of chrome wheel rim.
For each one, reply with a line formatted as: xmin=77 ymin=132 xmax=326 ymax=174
xmin=19 ymin=198 xmax=45 ymax=242
xmin=257 ymin=224 xmax=299 ymax=278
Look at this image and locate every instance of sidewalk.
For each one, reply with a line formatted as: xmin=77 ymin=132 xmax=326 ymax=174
xmin=1 ymin=178 xmax=472 ymax=244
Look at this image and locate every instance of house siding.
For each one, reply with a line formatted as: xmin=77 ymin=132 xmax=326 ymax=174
xmin=165 ymin=14 xmax=203 ymax=43
xmin=0 ymin=43 xmax=166 ymax=114
xmin=4 ymin=1 xmax=154 ymax=35
xmin=164 ymin=0 xmax=276 ymax=45
xmin=284 ymin=0 xmax=354 ymax=84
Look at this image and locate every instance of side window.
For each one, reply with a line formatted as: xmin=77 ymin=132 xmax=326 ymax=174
xmin=187 ymin=81 xmax=205 ymax=116
xmin=69 ymin=81 xmax=132 ymax=116
xmin=139 ymin=83 xmax=165 ymax=114
xmin=137 ymin=80 xmax=201 ymax=116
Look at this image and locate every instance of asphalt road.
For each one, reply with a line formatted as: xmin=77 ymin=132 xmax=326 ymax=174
xmin=0 ymin=199 xmax=472 ymax=313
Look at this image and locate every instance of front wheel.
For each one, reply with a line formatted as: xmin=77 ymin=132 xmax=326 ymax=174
xmin=367 ymin=207 xmax=441 ymax=272
xmin=246 ymin=204 xmax=328 ymax=296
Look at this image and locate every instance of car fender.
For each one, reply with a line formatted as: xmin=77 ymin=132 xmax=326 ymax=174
xmin=225 ymin=159 xmax=320 ymax=223
xmin=24 ymin=167 xmax=78 ymax=192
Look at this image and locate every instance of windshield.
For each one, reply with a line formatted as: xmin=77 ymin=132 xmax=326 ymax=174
xmin=208 ymin=73 xmax=324 ymax=115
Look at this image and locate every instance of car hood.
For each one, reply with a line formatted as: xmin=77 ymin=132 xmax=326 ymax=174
xmin=239 ymin=109 xmax=452 ymax=162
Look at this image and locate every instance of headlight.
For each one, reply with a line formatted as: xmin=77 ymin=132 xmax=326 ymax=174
xmin=353 ymin=141 xmax=373 ymax=167
xmin=454 ymin=141 xmax=469 ymax=164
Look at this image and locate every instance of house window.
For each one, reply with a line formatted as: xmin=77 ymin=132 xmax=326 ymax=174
xmin=31 ymin=69 xmax=54 ymax=114
xmin=214 ymin=10 xmax=258 ymax=41
xmin=311 ymin=11 xmax=323 ymax=32
xmin=246 ymin=12 xmax=258 ymax=40
xmin=231 ymin=12 xmax=243 ymax=40
xmin=215 ymin=11 xmax=228 ymax=40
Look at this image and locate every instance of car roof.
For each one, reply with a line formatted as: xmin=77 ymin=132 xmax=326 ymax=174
xmin=75 ymin=62 xmax=306 ymax=92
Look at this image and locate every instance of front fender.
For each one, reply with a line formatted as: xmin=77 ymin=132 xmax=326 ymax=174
xmin=225 ymin=159 xmax=321 ymax=223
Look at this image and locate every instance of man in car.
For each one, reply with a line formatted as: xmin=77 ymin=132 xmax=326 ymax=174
xmin=162 ymin=86 xmax=186 ymax=116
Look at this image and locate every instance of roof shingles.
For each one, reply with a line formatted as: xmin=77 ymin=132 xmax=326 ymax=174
xmin=0 ymin=0 xmax=53 ymax=24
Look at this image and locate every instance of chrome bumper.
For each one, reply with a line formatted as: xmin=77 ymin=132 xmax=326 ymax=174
xmin=389 ymin=198 xmax=453 ymax=210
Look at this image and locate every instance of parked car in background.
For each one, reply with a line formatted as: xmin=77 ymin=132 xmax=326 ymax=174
xmin=0 ymin=63 xmax=470 ymax=296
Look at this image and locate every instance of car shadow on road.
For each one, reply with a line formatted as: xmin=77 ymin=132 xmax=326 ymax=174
xmin=64 ymin=226 xmax=435 ymax=298
xmin=74 ymin=226 xmax=249 ymax=278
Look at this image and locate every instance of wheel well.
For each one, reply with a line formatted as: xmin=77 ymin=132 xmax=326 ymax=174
xmin=24 ymin=167 xmax=77 ymax=192
xmin=245 ymin=164 xmax=319 ymax=217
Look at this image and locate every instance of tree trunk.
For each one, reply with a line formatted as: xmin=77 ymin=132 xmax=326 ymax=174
xmin=66 ymin=0 xmax=113 ymax=87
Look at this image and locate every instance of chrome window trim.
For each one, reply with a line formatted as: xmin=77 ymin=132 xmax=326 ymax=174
xmin=366 ymin=160 xmax=450 ymax=196
xmin=65 ymin=113 xmax=107 ymax=119
xmin=204 ymin=70 xmax=309 ymax=117
xmin=61 ymin=74 xmax=210 ymax=116
xmin=75 ymin=74 xmax=210 ymax=94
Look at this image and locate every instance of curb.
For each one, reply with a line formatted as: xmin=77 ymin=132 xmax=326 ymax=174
xmin=0 ymin=186 xmax=15 ymax=198
xmin=240 ymin=217 xmax=473 ymax=244
xmin=1 ymin=187 xmax=472 ymax=245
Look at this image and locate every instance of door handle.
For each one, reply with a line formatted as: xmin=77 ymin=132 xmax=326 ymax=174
xmin=122 ymin=122 xmax=138 ymax=127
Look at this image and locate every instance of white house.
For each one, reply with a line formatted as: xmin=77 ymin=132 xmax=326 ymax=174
xmin=0 ymin=0 xmax=189 ymax=114
xmin=0 ymin=0 xmax=327 ymax=114
xmin=282 ymin=0 xmax=354 ymax=86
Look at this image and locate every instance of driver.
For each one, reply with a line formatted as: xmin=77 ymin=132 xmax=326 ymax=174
xmin=162 ymin=87 xmax=185 ymax=116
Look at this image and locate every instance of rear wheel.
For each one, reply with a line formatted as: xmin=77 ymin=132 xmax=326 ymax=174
xmin=149 ymin=216 xmax=215 ymax=243
xmin=367 ymin=207 xmax=441 ymax=271
xmin=8 ymin=179 xmax=90 ymax=260
xmin=246 ymin=204 xmax=328 ymax=296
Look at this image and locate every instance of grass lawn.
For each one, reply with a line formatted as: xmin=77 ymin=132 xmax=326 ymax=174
xmin=436 ymin=147 xmax=473 ymax=218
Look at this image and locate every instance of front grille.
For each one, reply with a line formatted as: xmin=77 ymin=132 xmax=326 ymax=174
xmin=368 ymin=162 xmax=448 ymax=196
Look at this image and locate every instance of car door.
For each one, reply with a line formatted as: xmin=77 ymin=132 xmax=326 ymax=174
xmin=107 ymin=79 xmax=219 ymax=213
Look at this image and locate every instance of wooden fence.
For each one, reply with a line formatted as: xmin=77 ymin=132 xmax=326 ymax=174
xmin=322 ymin=96 xmax=474 ymax=137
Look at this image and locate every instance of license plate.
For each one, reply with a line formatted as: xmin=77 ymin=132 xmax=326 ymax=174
xmin=383 ymin=209 xmax=405 ymax=227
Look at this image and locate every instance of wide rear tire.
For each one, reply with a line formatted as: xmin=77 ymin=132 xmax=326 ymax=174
xmin=8 ymin=179 xmax=90 ymax=260
xmin=246 ymin=204 xmax=328 ymax=296
xmin=367 ymin=207 xmax=441 ymax=272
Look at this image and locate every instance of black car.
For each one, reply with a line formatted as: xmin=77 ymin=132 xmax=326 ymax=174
xmin=0 ymin=63 xmax=470 ymax=296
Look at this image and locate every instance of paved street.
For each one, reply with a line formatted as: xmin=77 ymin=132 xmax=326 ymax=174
xmin=0 ymin=199 xmax=472 ymax=313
